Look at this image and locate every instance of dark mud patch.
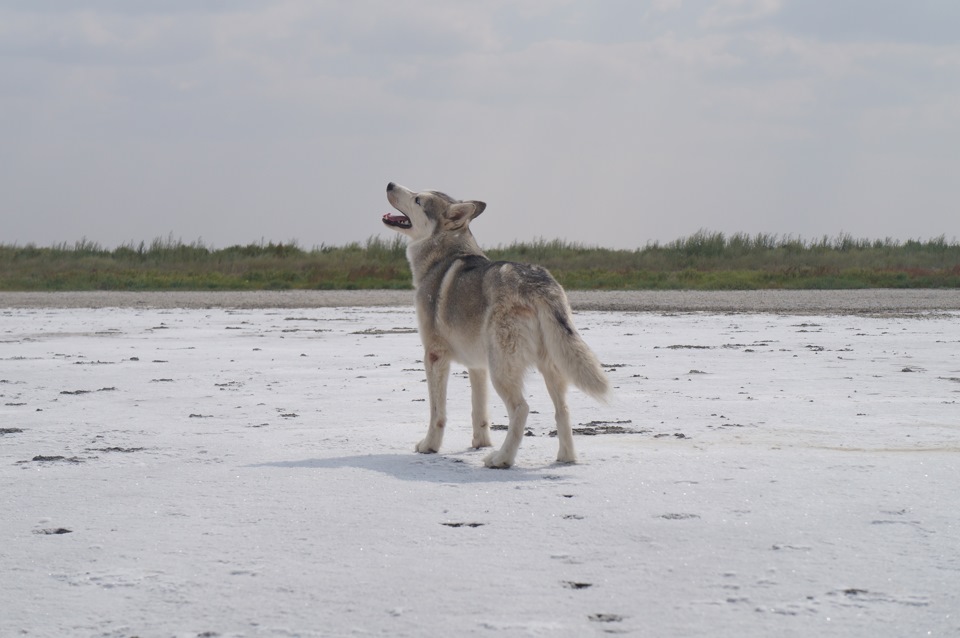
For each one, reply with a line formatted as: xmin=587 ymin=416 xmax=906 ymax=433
xmin=490 ymin=424 xmax=535 ymax=437
xmin=572 ymin=425 xmax=637 ymax=436
xmin=550 ymin=419 xmax=645 ymax=437
xmin=59 ymin=387 xmax=117 ymax=395
xmin=19 ymin=455 xmax=84 ymax=465
xmin=0 ymin=428 xmax=25 ymax=435
xmin=723 ymin=341 xmax=776 ymax=349
xmin=603 ymin=363 xmax=629 ymax=371
xmin=589 ymin=613 xmax=624 ymax=623
xmin=441 ymin=522 xmax=485 ymax=528
xmin=34 ymin=528 xmax=73 ymax=535
xmin=351 ymin=327 xmax=418 ymax=335
xmin=86 ymin=447 xmax=146 ymax=453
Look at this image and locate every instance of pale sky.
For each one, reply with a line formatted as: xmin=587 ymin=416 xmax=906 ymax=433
xmin=3 ymin=1 xmax=958 ymax=250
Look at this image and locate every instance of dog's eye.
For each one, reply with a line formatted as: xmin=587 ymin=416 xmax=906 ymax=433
xmin=414 ymin=197 xmax=421 ymax=206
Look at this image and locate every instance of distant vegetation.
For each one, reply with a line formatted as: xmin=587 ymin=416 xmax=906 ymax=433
xmin=1 ymin=231 xmax=958 ymax=291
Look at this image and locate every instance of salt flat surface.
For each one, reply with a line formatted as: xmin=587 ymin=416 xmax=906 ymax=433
xmin=1 ymin=305 xmax=958 ymax=637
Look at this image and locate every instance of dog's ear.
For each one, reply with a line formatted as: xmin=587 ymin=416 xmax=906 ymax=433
xmin=467 ymin=200 xmax=486 ymax=219
xmin=444 ymin=201 xmax=486 ymax=229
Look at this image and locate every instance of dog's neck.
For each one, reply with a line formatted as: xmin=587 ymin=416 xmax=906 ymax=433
xmin=406 ymin=230 xmax=485 ymax=288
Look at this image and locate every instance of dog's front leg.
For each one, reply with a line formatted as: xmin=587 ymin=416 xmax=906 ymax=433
xmin=416 ymin=350 xmax=450 ymax=453
xmin=468 ymin=368 xmax=492 ymax=448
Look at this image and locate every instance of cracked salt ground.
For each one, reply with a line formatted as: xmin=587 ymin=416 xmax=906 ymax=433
xmin=1 ymin=303 xmax=958 ymax=637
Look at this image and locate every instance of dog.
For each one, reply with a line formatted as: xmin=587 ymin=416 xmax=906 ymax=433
xmin=382 ymin=182 xmax=609 ymax=468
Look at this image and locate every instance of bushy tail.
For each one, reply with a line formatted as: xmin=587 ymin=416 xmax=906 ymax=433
xmin=540 ymin=302 xmax=610 ymax=401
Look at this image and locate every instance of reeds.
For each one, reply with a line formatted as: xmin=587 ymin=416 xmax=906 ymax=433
xmin=1 ymin=231 xmax=957 ymax=291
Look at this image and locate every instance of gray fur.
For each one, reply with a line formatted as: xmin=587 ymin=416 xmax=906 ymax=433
xmin=383 ymin=182 xmax=609 ymax=468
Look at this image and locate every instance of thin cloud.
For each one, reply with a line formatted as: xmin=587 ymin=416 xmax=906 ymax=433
xmin=699 ymin=0 xmax=783 ymax=30
xmin=1 ymin=0 xmax=957 ymax=249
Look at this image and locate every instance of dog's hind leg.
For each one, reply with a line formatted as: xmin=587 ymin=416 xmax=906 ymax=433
xmin=483 ymin=363 xmax=528 ymax=469
xmin=540 ymin=362 xmax=575 ymax=463
xmin=469 ymin=368 xmax=492 ymax=448
xmin=416 ymin=349 xmax=450 ymax=453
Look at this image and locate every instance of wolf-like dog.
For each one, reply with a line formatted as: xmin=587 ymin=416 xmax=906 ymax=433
xmin=382 ymin=182 xmax=609 ymax=468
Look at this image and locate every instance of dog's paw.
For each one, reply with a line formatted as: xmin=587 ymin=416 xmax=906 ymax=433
xmin=415 ymin=439 xmax=439 ymax=454
xmin=556 ymin=450 xmax=577 ymax=464
xmin=471 ymin=433 xmax=493 ymax=449
xmin=483 ymin=449 xmax=514 ymax=469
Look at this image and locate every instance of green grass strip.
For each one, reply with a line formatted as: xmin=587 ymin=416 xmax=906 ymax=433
xmin=1 ymin=232 xmax=958 ymax=291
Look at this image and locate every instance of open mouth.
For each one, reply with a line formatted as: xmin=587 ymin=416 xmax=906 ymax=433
xmin=382 ymin=213 xmax=412 ymax=230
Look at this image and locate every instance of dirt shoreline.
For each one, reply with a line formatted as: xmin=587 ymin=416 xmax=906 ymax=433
xmin=2 ymin=289 xmax=959 ymax=313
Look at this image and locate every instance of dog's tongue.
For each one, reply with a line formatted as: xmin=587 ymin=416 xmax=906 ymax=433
xmin=382 ymin=213 xmax=411 ymax=228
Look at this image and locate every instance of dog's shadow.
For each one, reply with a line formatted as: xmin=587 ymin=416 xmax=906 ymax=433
xmin=252 ymin=452 xmax=569 ymax=484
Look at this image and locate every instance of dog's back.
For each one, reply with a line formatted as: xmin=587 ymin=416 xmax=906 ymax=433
xmin=419 ymin=251 xmax=609 ymax=401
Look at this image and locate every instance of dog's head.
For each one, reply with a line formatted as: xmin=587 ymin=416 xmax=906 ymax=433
xmin=383 ymin=182 xmax=486 ymax=241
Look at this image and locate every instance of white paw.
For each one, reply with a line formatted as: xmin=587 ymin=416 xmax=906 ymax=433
xmin=556 ymin=450 xmax=577 ymax=464
xmin=415 ymin=439 xmax=439 ymax=454
xmin=471 ymin=433 xmax=493 ymax=449
xmin=483 ymin=449 xmax=514 ymax=469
